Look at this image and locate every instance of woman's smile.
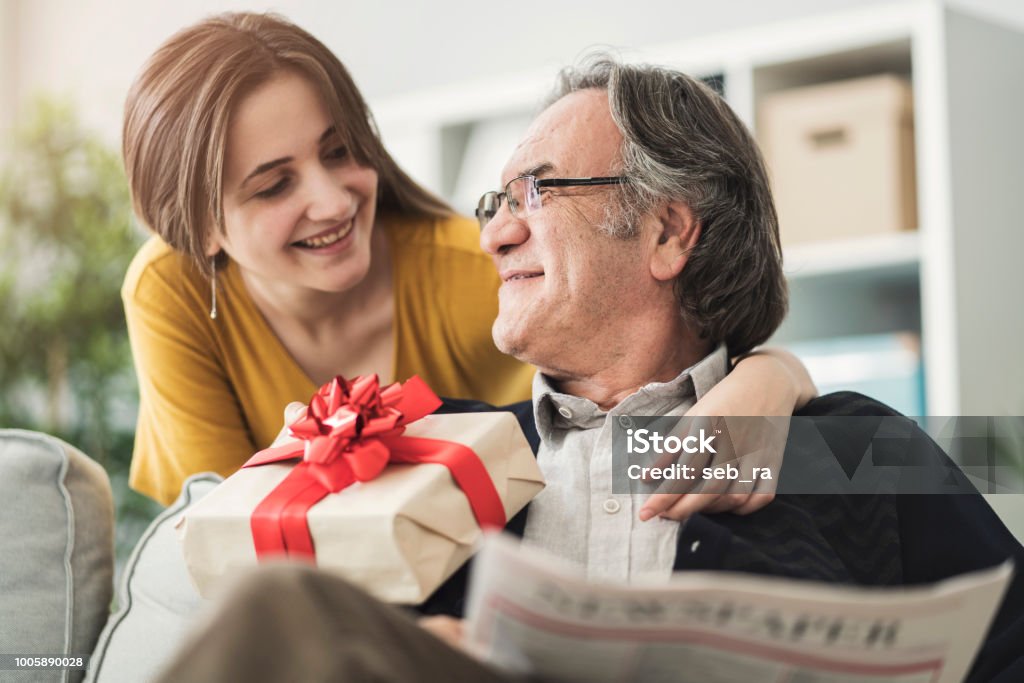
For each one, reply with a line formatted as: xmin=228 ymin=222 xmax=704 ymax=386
xmin=292 ymin=219 xmax=355 ymax=250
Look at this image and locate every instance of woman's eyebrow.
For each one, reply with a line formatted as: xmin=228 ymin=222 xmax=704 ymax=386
xmin=242 ymin=157 xmax=291 ymax=187
xmin=241 ymin=126 xmax=340 ymax=187
xmin=318 ymin=125 xmax=338 ymax=144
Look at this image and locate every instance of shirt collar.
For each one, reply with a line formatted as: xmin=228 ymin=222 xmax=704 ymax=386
xmin=532 ymin=344 xmax=729 ymax=440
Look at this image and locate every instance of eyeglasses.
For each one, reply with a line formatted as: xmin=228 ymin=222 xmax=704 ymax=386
xmin=475 ymin=175 xmax=627 ymax=229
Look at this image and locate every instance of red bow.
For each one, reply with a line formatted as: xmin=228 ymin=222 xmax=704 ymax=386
xmin=243 ymin=375 xmax=507 ymax=560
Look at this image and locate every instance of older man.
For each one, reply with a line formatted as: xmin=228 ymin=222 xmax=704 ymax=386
xmin=155 ymin=58 xmax=1023 ymax=683
xmin=473 ymin=61 xmax=785 ymax=582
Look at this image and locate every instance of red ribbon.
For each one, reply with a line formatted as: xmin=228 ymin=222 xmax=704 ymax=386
xmin=242 ymin=375 xmax=507 ymax=561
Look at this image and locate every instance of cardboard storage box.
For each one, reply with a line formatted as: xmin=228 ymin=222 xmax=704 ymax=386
xmin=759 ymin=74 xmax=917 ymax=246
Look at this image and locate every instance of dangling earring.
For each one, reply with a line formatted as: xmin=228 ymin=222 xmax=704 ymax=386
xmin=209 ymin=257 xmax=218 ymax=320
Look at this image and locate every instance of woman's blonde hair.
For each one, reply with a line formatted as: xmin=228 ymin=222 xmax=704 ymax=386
xmin=123 ymin=12 xmax=451 ymax=277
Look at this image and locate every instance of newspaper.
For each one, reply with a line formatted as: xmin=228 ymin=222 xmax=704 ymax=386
xmin=464 ymin=533 xmax=1013 ymax=683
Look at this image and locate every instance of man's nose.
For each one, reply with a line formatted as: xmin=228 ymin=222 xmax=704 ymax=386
xmin=480 ymin=209 xmax=530 ymax=256
xmin=305 ymin=167 xmax=353 ymax=222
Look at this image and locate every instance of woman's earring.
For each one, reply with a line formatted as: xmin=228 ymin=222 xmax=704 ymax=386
xmin=209 ymin=257 xmax=218 ymax=320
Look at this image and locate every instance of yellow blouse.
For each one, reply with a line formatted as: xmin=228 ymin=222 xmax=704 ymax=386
xmin=122 ymin=212 xmax=534 ymax=505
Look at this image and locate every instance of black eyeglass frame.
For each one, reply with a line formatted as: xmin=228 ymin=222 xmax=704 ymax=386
xmin=475 ymin=175 xmax=627 ymax=229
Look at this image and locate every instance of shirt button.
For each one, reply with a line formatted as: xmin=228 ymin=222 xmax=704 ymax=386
xmin=557 ymin=406 xmax=573 ymax=419
xmin=617 ymin=416 xmax=634 ymax=428
xmin=602 ymin=499 xmax=621 ymax=514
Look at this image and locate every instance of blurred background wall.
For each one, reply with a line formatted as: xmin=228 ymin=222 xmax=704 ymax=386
xmin=3 ymin=0 xmax=1024 ymax=143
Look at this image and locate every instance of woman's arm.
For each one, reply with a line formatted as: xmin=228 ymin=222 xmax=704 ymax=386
xmin=728 ymin=347 xmax=818 ymax=414
xmin=638 ymin=347 xmax=817 ymax=522
xmin=124 ymin=253 xmax=257 ymax=506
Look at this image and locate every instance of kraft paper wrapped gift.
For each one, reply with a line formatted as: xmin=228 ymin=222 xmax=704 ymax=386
xmin=177 ymin=376 xmax=544 ymax=604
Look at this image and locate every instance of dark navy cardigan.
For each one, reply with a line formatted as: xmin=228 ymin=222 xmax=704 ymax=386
xmin=421 ymin=392 xmax=1024 ymax=682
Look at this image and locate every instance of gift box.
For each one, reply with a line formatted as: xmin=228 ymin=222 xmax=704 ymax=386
xmin=176 ymin=375 xmax=544 ymax=604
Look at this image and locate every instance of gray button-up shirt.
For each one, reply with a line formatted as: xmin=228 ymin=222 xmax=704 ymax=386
xmin=522 ymin=345 xmax=728 ymax=582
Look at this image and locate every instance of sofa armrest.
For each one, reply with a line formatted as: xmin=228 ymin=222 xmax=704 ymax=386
xmin=0 ymin=429 xmax=114 ymax=683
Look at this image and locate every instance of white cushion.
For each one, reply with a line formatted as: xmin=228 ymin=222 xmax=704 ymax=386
xmin=0 ymin=429 xmax=114 ymax=683
xmin=86 ymin=473 xmax=221 ymax=683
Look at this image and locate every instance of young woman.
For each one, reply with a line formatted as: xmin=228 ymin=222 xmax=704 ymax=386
xmin=121 ymin=12 xmax=815 ymax=506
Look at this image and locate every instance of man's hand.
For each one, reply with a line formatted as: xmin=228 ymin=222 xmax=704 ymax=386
xmin=418 ymin=616 xmax=467 ymax=652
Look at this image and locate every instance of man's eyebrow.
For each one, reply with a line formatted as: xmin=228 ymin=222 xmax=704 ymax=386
xmin=241 ymin=126 xmax=339 ymax=187
xmin=521 ymin=162 xmax=555 ymax=178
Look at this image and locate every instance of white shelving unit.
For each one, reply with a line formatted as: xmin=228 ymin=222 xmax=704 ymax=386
xmin=371 ymin=0 xmax=1024 ymax=417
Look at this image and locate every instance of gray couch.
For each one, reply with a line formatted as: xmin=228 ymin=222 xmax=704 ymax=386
xmin=0 ymin=430 xmax=218 ymax=683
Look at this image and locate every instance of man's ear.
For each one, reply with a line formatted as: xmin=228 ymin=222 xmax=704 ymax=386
xmin=650 ymin=200 xmax=700 ymax=282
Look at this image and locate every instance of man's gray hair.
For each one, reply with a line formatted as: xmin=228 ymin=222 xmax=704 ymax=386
xmin=548 ymin=54 xmax=788 ymax=356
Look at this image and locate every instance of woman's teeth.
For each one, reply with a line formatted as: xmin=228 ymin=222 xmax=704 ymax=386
xmin=295 ymin=222 xmax=353 ymax=248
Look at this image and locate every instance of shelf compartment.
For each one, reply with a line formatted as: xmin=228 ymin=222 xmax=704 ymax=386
xmin=783 ymin=231 xmax=919 ymax=279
